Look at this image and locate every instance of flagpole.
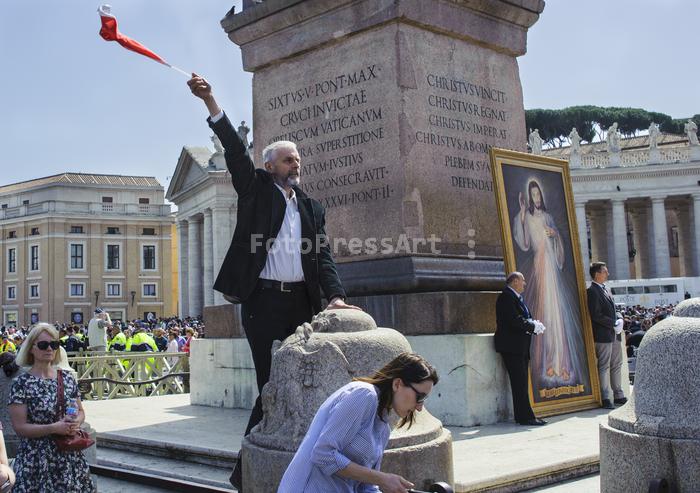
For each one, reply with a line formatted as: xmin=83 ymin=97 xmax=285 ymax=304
xmin=166 ymin=63 xmax=190 ymax=78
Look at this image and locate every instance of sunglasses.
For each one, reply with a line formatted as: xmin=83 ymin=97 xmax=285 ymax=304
xmin=35 ymin=340 xmax=60 ymax=351
xmin=405 ymin=382 xmax=428 ymax=404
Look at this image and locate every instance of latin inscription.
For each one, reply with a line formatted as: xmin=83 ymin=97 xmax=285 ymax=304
xmin=262 ymin=65 xmax=513 ymax=208
xmin=265 ymin=64 xmax=393 ymax=208
xmin=419 ymin=73 xmax=513 ymax=192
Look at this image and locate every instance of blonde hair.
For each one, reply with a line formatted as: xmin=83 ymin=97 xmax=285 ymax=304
xmin=16 ymin=323 xmax=62 ymax=367
xmin=54 ymin=346 xmax=77 ymax=376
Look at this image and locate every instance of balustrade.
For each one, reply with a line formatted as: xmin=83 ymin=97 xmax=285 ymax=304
xmin=66 ymin=351 xmax=190 ymax=400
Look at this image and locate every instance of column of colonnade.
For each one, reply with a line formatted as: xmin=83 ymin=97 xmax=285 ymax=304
xmin=178 ymin=204 xmax=235 ymax=317
xmin=187 ymin=215 xmax=204 ymax=317
xmin=582 ymin=195 xmax=700 ymax=281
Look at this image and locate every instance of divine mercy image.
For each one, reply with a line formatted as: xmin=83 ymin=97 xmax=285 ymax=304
xmin=503 ymin=164 xmax=592 ymax=403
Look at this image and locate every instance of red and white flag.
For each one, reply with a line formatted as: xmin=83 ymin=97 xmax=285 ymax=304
xmin=97 ymin=5 xmax=188 ymax=76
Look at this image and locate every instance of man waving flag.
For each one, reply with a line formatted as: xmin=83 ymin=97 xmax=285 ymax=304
xmin=97 ymin=5 xmax=189 ymax=76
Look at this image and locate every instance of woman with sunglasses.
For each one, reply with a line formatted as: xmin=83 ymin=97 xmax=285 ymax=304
xmin=278 ymin=352 xmax=438 ymax=493
xmin=8 ymin=323 xmax=95 ymax=493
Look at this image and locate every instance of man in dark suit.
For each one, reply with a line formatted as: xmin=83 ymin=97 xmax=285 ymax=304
xmin=188 ymin=74 xmax=359 ymax=488
xmin=494 ymin=272 xmax=546 ymax=426
xmin=586 ymin=261 xmax=626 ymax=410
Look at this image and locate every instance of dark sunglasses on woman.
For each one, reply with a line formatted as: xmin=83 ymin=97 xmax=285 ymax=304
xmin=35 ymin=340 xmax=60 ymax=350
xmin=405 ymin=381 xmax=428 ymax=404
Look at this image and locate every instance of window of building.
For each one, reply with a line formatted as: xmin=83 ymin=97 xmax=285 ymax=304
xmin=8 ymin=231 xmax=16 ymax=239
xmin=70 ymin=244 xmax=84 ymax=270
xmin=7 ymin=286 xmax=16 ymax=300
xmin=143 ymin=284 xmax=157 ymax=297
xmin=102 ymin=197 xmax=113 ymax=203
xmin=106 ymin=227 xmax=120 ymax=235
xmin=7 ymin=248 xmax=16 ymax=273
xmin=30 ymin=227 xmax=40 ymax=236
xmin=107 ymin=244 xmax=120 ymax=270
xmin=106 ymin=283 xmax=121 ymax=297
xmin=29 ymin=284 xmax=39 ymax=298
xmin=143 ymin=245 xmax=156 ymax=270
xmin=70 ymin=225 xmax=84 ymax=234
xmin=30 ymin=245 xmax=39 ymax=271
xmin=138 ymin=198 xmax=150 ymax=204
xmin=3 ymin=311 xmax=17 ymax=327
xmin=142 ymin=228 xmax=155 ymax=236
xmin=69 ymin=283 xmax=85 ymax=297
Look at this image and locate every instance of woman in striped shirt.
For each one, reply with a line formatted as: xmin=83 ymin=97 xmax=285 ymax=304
xmin=278 ymin=352 xmax=439 ymax=493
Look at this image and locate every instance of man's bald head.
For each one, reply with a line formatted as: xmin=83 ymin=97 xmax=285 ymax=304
xmin=506 ymin=272 xmax=526 ymax=294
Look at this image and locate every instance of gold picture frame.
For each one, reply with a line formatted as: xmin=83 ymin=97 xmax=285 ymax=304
xmin=489 ymin=147 xmax=601 ymax=416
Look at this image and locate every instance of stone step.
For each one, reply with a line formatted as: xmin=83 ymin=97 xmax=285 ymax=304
xmin=97 ymin=431 xmax=238 ymax=469
xmin=96 ymin=447 xmax=235 ymax=491
xmin=456 ymin=455 xmax=599 ymax=493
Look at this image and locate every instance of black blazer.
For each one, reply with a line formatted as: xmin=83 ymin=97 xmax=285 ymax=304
xmin=494 ymin=288 xmax=535 ymax=356
xmin=209 ymin=113 xmax=346 ymax=314
xmin=586 ymin=283 xmax=617 ymax=343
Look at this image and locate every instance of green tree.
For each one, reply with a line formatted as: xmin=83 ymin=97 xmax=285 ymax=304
xmin=524 ymin=106 xmax=695 ymax=148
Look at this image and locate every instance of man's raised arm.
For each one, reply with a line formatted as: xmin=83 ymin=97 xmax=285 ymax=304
xmin=188 ymin=73 xmax=222 ymax=118
xmin=187 ymin=74 xmax=255 ymax=196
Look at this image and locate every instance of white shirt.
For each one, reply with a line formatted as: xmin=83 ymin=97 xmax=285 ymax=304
xmin=87 ymin=317 xmax=107 ymax=348
xmin=259 ymin=184 xmax=305 ymax=282
xmin=210 ymin=110 xmax=304 ymax=283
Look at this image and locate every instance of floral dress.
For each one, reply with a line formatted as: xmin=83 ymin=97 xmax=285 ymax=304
xmin=9 ymin=370 xmax=95 ymax=493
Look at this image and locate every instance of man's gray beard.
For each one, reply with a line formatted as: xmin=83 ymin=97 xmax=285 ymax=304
xmin=287 ymin=176 xmax=300 ymax=187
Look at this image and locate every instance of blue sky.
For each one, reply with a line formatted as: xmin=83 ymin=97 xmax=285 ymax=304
xmin=1 ymin=0 xmax=697 ymax=191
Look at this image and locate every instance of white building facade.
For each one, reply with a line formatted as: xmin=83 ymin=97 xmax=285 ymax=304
xmin=166 ymin=144 xmax=238 ymax=317
xmin=0 ymin=173 xmax=174 ymax=326
xmin=545 ymin=133 xmax=700 ymax=281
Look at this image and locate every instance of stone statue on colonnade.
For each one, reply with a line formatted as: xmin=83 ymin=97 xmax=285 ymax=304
xmin=648 ymin=122 xmax=660 ymax=149
xmin=569 ymin=127 xmax=581 ymax=153
xmin=606 ymin=122 xmax=621 ymax=153
xmin=685 ymin=119 xmax=699 ymax=146
xmin=528 ymin=129 xmax=543 ymax=155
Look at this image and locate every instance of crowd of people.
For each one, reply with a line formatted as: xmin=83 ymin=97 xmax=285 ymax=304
xmin=0 ymin=313 xmax=208 ymax=491
xmin=621 ymin=303 xmax=676 ymax=356
xmin=0 ymin=314 xmax=205 ymax=356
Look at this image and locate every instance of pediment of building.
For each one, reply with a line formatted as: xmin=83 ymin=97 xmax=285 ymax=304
xmin=166 ymin=147 xmax=213 ymax=202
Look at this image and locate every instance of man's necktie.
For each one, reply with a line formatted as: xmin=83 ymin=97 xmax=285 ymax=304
xmin=519 ymin=296 xmax=531 ymax=318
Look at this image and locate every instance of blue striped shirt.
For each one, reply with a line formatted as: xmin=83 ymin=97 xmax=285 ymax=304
xmin=278 ymin=381 xmax=391 ymax=492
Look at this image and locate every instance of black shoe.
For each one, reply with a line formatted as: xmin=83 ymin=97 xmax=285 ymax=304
xmin=614 ymin=397 xmax=628 ymax=405
xmin=230 ymin=461 xmax=242 ymax=490
xmin=518 ymin=418 xmax=547 ymax=426
xmin=602 ymin=399 xmax=615 ymax=409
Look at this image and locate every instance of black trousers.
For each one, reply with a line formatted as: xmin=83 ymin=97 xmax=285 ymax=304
xmin=241 ymin=282 xmax=313 ymax=436
xmin=500 ymin=352 xmax=536 ymax=423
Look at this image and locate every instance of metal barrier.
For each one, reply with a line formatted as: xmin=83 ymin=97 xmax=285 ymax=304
xmin=66 ymin=350 xmax=190 ymax=400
